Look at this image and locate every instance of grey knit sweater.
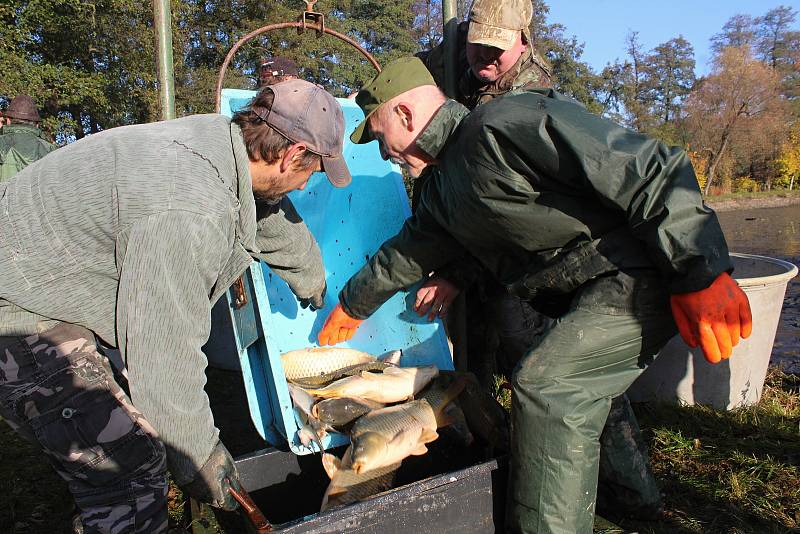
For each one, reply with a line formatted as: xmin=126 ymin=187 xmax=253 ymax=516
xmin=0 ymin=114 xmax=325 ymax=484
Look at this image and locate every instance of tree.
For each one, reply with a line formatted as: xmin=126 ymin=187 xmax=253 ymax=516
xmin=776 ymin=128 xmax=800 ymax=190
xmin=755 ymin=5 xmax=797 ymax=68
xmin=754 ymin=6 xmax=800 ymax=100
xmin=0 ymin=0 xmax=420 ymax=141
xmin=644 ymin=37 xmax=695 ymax=124
xmin=684 ymin=46 xmax=787 ymax=195
xmin=609 ymin=31 xmax=657 ymax=131
xmin=0 ymin=0 xmax=158 ymax=142
xmin=412 ymin=0 xmax=443 ymax=50
xmin=710 ymin=14 xmax=756 ymax=56
xmin=526 ymin=0 xmax=602 ymax=112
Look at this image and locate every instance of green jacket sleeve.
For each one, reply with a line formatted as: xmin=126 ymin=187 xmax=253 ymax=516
xmin=116 ymin=210 xmax=227 ymax=486
xmin=468 ymin=94 xmax=732 ymax=294
xmin=340 ymin=203 xmax=467 ymax=319
xmin=251 ymin=198 xmax=325 ymax=300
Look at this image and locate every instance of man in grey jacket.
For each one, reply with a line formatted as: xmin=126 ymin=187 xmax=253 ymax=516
xmin=0 ymin=79 xmax=351 ymax=533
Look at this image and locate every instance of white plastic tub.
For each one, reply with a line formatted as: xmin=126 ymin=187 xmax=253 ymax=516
xmin=628 ymin=253 xmax=798 ymax=410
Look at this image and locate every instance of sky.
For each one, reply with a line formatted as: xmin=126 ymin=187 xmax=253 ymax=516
xmin=545 ymin=0 xmax=800 ymax=76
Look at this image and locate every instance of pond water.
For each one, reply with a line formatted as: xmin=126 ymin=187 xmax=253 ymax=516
xmin=716 ymin=204 xmax=800 ymax=373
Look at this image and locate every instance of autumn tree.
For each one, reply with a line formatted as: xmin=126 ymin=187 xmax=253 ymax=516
xmin=775 ymin=128 xmax=800 ymax=190
xmin=684 ymin=46 xmax=787 ymax=195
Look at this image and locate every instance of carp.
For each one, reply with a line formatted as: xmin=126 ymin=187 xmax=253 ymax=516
xmin=287 ymin=384 xmax=329 ymax=451
xmin=312 ymin=397 xmax=386 ymax=429
xmin=348 ymin=377 xmax=466 ymax=474
xmin=303 ymin=365 xmax=439 ymax=404
xmin=289 ymin=361 xmax=393 ymax=389
xmin=320 ymin=447 xmax=400 ymax=511
xmin=281 ymin=348 xmax=402 ymax=381
xmin=281 ymin=347 xmax=376 ymax=381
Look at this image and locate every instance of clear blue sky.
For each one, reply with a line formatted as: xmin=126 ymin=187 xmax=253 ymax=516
xmin=545 ymin=0 xmax=800 ymax=76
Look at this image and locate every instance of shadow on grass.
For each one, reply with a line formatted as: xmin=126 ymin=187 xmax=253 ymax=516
xmin=617 ymin=372 xmax=800 ymax=534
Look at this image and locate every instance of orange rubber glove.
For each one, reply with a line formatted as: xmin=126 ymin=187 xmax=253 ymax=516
xmin=317 ymin=304 xmax=364 ymax=346
xmin=670 ymin=272 xmax=753 ymax=364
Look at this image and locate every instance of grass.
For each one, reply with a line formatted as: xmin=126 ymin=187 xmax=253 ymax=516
xmin=1 ymin=369 xmax=798 ymax=533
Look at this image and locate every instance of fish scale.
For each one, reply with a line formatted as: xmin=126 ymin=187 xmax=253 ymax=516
xmin=351 ymin=400 xmax=437 ymax=440
xmin=280 ymin=347 xmax=376 ymax=380
xmin=289 ymin=361 xmax=391 ymax=388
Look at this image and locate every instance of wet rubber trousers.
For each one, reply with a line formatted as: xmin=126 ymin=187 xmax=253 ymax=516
xmin=506 ymin=270 xmax=677 ymax=534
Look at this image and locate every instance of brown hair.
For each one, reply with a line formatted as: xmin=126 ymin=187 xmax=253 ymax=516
xmin=232 ymin=89 xmax=319 ymax=169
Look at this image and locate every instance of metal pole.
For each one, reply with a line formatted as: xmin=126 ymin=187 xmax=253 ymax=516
xmin=442 ymin=0 xmax=459 ymax=99
xmin=153 ymin=0 xmax=176 ymax=120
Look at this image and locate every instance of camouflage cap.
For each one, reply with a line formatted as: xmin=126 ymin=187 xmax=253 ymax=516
xmin=350 ymin=56 xmax=436 ymax=145
xmin=467 ymin=0 xmax=532 ymax=51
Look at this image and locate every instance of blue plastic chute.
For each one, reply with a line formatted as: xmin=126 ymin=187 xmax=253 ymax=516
xmin=218 ymin=89 xmax=453 ymax=455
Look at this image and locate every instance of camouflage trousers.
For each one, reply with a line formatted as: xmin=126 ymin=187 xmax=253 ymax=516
xmin=0 ymin=322 xmax=168 ymax=533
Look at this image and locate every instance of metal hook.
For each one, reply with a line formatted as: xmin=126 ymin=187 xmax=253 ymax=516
xmin=298 ymin=0 xmax=325 ymax=37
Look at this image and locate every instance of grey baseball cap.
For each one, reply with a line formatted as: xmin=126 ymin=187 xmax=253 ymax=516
xmin=257 ymin=79 xmax=351 ymax=187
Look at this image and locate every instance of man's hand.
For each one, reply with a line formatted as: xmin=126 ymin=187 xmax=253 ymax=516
xmin=298 ymin=281 xmax=327 ymax=311
xmin=414 ymin=277 xmax=461 ymax=320
xmin=318 ymin=304 xmax=364 ymax=345
xmin=181 ymin=441 xmax=242 ymax=511
xmin=670 ymin=272 xmax=753 ymax=364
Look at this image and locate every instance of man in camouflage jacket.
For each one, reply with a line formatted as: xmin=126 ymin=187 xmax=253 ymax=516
xmin=0 ymin=80 xmax=351 ymax=533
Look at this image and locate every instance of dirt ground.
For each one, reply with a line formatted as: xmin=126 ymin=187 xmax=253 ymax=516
xmin=705 ymin=193 xmax=800 ymax=212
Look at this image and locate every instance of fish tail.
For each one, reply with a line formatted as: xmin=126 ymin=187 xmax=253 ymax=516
xmin=431 ymin=376 xmax=467 ymax=423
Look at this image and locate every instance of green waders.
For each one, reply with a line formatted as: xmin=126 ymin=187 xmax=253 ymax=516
xmin=507 ymin=269 xmax=677 ymax=534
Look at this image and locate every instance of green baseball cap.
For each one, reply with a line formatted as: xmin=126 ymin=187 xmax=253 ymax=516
xmin=350 ymin=56 xmax=437 ymax=145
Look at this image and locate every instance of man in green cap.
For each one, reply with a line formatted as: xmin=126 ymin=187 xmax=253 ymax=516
xmin=424 ymin=2 xmax=669 ymax=514
xmin=0 ymin=94 xmax=57 ymax=182
xmin=317 ymin=57 xmax=752 ymax=534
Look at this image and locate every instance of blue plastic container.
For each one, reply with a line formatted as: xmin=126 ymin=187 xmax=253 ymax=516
xmin=219 ymin=89 xmax=454 ymax=455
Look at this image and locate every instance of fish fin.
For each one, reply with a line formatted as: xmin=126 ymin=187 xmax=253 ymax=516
xmin=420 ymin=428 xmax=439 ymax=443
xmin=326 ymin=485 xmax=348 ymax=496
xmin=322 ymin=453 xmax=341 ymax=479
xmin=381 ymin=366 xmax=407 ymax=376
xmin=307 ymin=421 xmax=327 ymax=453
xmin=433 ymin=376 xmax=468 ymax=418
xmin=297 ymin=428 xmax=314 ymax=448
xmin=435 ymin=412 xmax=456 ymax=428
xmin=378 ymin=350 xmax=402 ymax=366
xmin=410 ymin=443 xmax=429 ymax=456
xmin=359 ymin=370 xmax=386 ymax=380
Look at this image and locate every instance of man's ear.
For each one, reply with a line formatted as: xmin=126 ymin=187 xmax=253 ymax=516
xmin=395 ymin=103 xmax=414 ymax=132
xmin=280 ymin=143 xmax=307 ymax=172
